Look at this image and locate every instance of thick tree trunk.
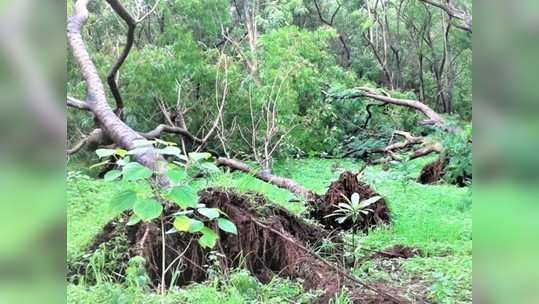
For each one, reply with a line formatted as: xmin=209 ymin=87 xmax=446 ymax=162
xmin=68 ymin=0 xmax=167 ymax=177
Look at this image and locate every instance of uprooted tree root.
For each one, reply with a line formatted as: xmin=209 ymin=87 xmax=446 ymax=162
xmin=418 ymin=156 xmax=471 ymax=187
xmin=417 ymin=156 xmax=449 ymax=185
xmin=70 ymin=189 xmax=403 ymax=303
xmin=311 ymin=172 xmax=391 ymax=231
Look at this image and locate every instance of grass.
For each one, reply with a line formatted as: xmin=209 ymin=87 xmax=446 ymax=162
xmin=67 ymin=157 xmax=472 ymax=303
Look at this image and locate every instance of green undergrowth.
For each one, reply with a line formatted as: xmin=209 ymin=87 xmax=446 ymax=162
xmin=67 ymin=157 xmax=471 ymax=303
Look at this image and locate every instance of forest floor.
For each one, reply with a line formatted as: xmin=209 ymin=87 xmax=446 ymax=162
xmin=67 ymin=157 xmax=471 ymax=303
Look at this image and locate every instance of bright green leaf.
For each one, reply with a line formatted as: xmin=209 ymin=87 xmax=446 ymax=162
xmin=159 ymin=146 xmax=182 ymax=156
xmin=104 ymin=170 xmax=122 ymax=182
xmin=198 ymin=227 xmax=219 ymax=249
xmin=115 ymin=148 xmax=128 ymax=158
xmin=96 ymin=148 xmax=116 ymax=158
xmin=166 ymin=169 xmax=187 ymax=183
xmin=133 ymin=199 xmax=163 ymax=221
xmin=217 ymin=218 xmax=237 ymax=234
xmin=122 ymin=162 xmax=153 ymax=181
xmin=168 ymin=186 xmax=198 ymax=209
xmin=110 ymin=190 xmax=137 ymax=214
xmin=127 ymin=214 xmax=141 ymax=226
xmin=198 ymin=208 xmax=220 ymax=220
xmin=174 ymin=216 xmax=192 ymax=232
xmin=189 ymin=219 xmax=204 ymax=233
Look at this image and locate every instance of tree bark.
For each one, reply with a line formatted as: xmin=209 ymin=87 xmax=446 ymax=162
xmin=215 ymin=157 xmax=316 ymax=200
xmin=68 ymin=0 xmax=168 ymax=180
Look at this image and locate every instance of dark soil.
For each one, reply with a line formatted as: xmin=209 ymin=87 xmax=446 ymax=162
xmin=70 ymin=189 xmax=403 ymax=303
xmin=418 ymin=156 xmax=471 ymax=186
xmin=311 ymin=172 xmax=391 ymax=231
xmin=417 ymin=156 xmax=448 ymax=184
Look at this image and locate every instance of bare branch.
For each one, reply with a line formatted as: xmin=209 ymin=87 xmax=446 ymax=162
xmin=136 ymin=0 xmax=161 ymax=23
xmin=335 ymin=87 xmax=446 ymax=128
xmin=105 ymin=0 xmax=137 ymax=115
xmin=216 ymin=157 xmax=316 ymax=200
xmin=418 ymin=0 xmax=472 ymax=33
xmin=67 ymin=96 xmax=91 ymax=111
xmin=140 ymin=124 xmax=202 ymax=143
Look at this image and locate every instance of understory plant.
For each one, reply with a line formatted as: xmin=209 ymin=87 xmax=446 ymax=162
xmin=325 ymin=192 xmax=382 ymax=267
xmin=92 ymin=139 xmax=237 ymax=292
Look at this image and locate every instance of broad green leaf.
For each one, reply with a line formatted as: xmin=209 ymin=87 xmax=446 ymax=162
xmin=198 ymin=227 xmax=219 ymax=249
xmin=217 ymin=218 xmax=237 ymax=234
xmin=166 ymin=169 xmax=187 ymax=183
xmin=122 ymin=162 xmax=153 ymax=181
xmin=168 ymin=186 xmax=198 ymax=209
xmin=110 ymin=190 xmax=137 ymax=213
xmin=174 ymin=216 xmax=192 ymax=232
xmin=127 ymin=214 xmax=141 ymax=226
xmin=351 ymin=193 xmax=360 ymax=205
xmin=189 ymin=152 xmax=212 ymax=162
xmin=198 ymin=208 xmax=219 ymax=220
xmin=96 ymin=148 xmax=116 ymax=158
xmin=115 ymin=148 xmax=128 ymax=158
xmin=188 ymin=219 xmax=204 ymax=233
xmin=159 ymin=146 xmax=182 ymax=156
xmin=104 ymin=170 xmax=122 ymax=182
xmin=116 ymin=157 xmax=130 ymax=166
xmin=133 ymin=199 xmax=163 ymax=221
xmin=358 ymin=196 xmax=382 ymax=209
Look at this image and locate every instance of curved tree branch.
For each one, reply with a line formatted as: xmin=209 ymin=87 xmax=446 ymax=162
xmin=334 ymin=87 xmax=446 ymax=128
xmin=105 ymin=0 xmax=137 ymax=115
xmin=418 ymin=0 xmax=472 ymax=33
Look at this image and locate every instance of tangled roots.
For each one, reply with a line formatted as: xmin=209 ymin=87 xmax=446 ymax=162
xmin=417 ymin=156 xmax=448 ymax=184
xmin=310 ymin=172 xmax=391 ymax=231
xmin=70 ymin=189 xmax=401 ymax=303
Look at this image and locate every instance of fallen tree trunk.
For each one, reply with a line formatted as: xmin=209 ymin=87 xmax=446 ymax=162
xmin=370 ymin=130 xmax=425 ymax=156
xmin=67 ymin=0 xmax=168 ymax=182
xmin=410 ymin=142 xmax=443 ymax=160
xmin=215 ymin=157 xmax=316 ymax=200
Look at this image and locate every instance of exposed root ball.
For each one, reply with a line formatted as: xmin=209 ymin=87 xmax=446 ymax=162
xmin=71 ymin=189 xmax=401 ymax=303
xmin=311 ymin=172 xmax=391 ymax=231
xmin=417 ymin=156 xmax=448 ymax=184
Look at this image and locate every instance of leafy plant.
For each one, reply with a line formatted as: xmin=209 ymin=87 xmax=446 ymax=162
xmin=325 ymin=193 xmax=382 ymax=225
xmin=95 ymin=140 xmax=237 ymax=250
xmin=324 ymin=192 xmax=382 ymax=267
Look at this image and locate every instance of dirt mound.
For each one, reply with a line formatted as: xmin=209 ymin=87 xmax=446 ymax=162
xmin=417 ymin=156 xmax=448 ymax=184
xmin=311 ymin=172 xmax=390 ymax=231
xmin=72 ymin=189 xmax=402 ymax=303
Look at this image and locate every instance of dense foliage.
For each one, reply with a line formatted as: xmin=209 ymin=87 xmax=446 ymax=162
xmin=68 ymin=0 xmax=472 ymax=164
